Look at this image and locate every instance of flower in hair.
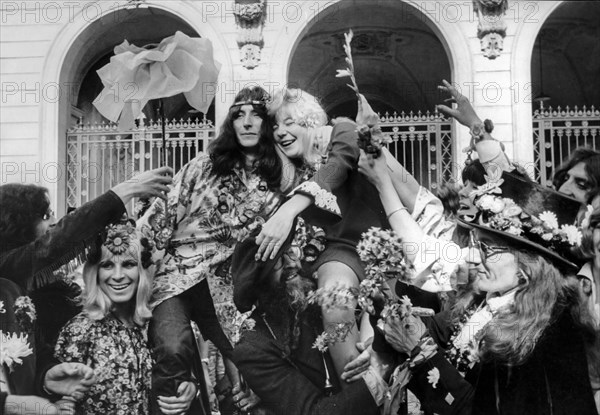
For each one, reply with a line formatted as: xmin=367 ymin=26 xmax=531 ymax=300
xmin=104 ymin=221 xmax=136 ymax=255
xmin=296 ymin=113 xmax=321 ymax=129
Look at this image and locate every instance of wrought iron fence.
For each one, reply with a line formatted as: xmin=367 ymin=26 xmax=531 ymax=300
xmin=66 ymin=112 xmax=454 ymax=210
xmin=66 ymin=117 xmax=215 ymax=210
xmin=379 ymin=110 xmax=454 ymax=190
xmin=533 ymin=105 xmax=600 ymax=186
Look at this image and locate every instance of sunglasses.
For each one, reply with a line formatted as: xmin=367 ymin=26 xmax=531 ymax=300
xmin=469 ymin=232 xmax=510 ymax=260
xmin=474 ymin=240 xmax=511 ymax=261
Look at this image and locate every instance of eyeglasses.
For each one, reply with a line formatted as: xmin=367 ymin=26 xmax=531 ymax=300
xmin=474 ymin=240 xmax=511 ymax=261
xmin=42 ymin=208 xmax=54 ymax=221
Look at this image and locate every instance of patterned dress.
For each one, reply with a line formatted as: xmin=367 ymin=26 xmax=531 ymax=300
xmin=55 ymin=313 xmax=152 ymax=415
xmin=138 ymin=154 xmax=283 ymax=342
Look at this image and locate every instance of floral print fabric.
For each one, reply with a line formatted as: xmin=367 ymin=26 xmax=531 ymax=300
xmin=138 ymin=154 xmax=283 ymax=342
xmin=55 ymin=313 xmax=152 ymax=415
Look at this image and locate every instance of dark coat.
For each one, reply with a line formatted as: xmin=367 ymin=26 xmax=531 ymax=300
xmin=0 ymin=190 xmax=126 ymax=397
xmin=408 ymin=308 xmax=598 ymax=415
xmin=232 ymin=309 xmax=380 ymax=415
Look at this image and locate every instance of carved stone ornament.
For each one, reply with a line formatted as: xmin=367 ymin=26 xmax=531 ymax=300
xmin=473 ymin=0 xmax=508 ymax=59
xmin=233 ymin=0 xmax=266 ymax=69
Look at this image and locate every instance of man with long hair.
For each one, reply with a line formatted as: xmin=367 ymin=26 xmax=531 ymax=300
xmin=231 ymin=228 xmax=390 ymax=415
xmin=138 ymin=86 xmax=287 ymax=413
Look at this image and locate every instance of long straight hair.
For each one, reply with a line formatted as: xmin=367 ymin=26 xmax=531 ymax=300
xmin=82 ymin=239 xmax=152 ymax=327
xmin=208 ymin=86 xmax=282 ymax=191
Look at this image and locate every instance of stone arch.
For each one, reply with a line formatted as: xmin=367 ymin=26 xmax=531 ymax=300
xmin=511 ymin=1 xmax=600 ymax=169
xmin=39 ymin=1 xmax=232 ymax=212
xmin=268 ymin=0 xmax=473 ymax=180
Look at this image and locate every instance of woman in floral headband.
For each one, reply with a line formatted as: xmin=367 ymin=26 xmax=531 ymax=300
xmin=54 ymin=218 xmax=197 ymax=414
xmin=0 ymin=167 xmax=172 ymax=404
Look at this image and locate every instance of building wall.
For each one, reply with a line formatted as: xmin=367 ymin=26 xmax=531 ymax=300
xmin=0 ymin=0 xmax=564 ymax=210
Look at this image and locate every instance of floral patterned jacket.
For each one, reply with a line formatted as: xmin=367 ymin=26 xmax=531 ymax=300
xmin=137 ymin=154 xmax=283 ymax=342
xmin=55 ymin=313 xmax=152 ymax=415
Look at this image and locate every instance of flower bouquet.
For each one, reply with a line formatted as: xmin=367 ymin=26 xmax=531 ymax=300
xmin=336 ymin=30 xmax=391 ymax=157
xmin=307 ymin=227 xmax=433 ymax=351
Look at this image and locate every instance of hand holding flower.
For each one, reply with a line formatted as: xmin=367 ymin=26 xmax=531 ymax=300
xmin=383 ymin=314 xmax=426 ymax=354
xmin=358 ymin=150 xmax=391 ymax=190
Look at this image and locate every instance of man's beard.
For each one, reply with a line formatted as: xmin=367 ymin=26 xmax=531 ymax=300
xmin=258 ymin=274 xmax=315 ymax=322
xmin=257 ymin=274 xmax=316 ymax=352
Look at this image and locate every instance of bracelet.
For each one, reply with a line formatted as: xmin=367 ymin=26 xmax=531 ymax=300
xmin=469 ymin=123 xmax=485 ymax=142
xmin=387 ymin=206 xmax=407 ymax=220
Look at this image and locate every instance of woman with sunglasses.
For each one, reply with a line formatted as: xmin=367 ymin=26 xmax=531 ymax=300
xmin=379 ymin=179 xmax=597 ymax=414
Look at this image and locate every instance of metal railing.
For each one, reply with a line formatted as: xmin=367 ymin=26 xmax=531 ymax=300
xmin=379 ymin=110 xmax=454 ymax=190
xmin=66 ymin=117 xmax=215 ymax=209
xmin=66 ymin=112 xmax=454 ymax=209
xmin=533 ymin=105 xmax=600 ymax=186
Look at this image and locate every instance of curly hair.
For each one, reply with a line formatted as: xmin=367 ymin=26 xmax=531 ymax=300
xmin=209 ymin=86 xmax=282 ymax=191
xmin=0 ymin=183 xmax=50 ymax=252
xmin=478 ymin=250 xmax=596 ymax=365
xmin=552 ymin=147 xmax=600 ymax=199
xmin=268 ymin=88 xmax=329 ymax=166
xmin=81 ymin=232 xmax=153 ymax=327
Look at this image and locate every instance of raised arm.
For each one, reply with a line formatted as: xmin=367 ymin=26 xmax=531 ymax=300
xmin=436 ymin=79 xmax=512 ymax=181
xmin=0 ymin=167 xmax=172 ymax=291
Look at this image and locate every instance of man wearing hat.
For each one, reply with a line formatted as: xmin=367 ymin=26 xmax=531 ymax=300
xmin=231 ymin=226 xmax=390 ymax=415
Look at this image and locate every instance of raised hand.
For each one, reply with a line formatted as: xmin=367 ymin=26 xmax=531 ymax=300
xmin=436 ymin=79 xmax=482 ymax=129
xmin=356 ymin=94 xmax=379 ymax=127
xmin=383 ymin=314 xmax=427 ymax=354
xmin=112 ymin=166 xmax=174 ymax=204
xmin=357 ymin=149 xmax=391 ymax=190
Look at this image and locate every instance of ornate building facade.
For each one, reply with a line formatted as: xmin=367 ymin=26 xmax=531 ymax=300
xmin=1 ymin=0 xmax=598 ymax=213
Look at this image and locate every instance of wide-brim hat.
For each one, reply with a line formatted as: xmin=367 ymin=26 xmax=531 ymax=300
xmin=232 ymin=221 xmax=297 ymax=312
xmin=461 ymin=171 xmax=583 ymax=273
